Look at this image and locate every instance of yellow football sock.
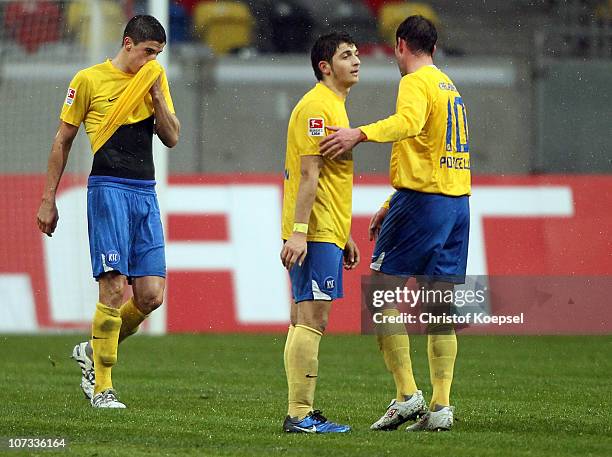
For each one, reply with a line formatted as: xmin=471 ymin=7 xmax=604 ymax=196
xmin=91 ymin=302 xmax=122 ymax=395
xmin=428 ymin=330 xmax=457 ymax=409
xmin=283 ymin=325 xmax=296 ymax=378
xmin=118 ymin=297 xmax=147 ymax=343
xmin=286 ymin=324 xmax=322 ymax=419
xmin=376 ymin=308 xmax=418 ymax=401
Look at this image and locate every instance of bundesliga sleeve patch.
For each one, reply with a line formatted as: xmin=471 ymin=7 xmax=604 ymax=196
xmin=308 ymin=118 xmax=325 ymax=137
xmin=64 ymin=87 xmax=76 ymax=106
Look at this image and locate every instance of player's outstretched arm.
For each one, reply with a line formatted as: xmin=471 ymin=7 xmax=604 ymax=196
xmin=36 ymin=121 xmax=78 ymax=237
xmin=150 ymin=77 xmax=180 ymax=148
xmin=322 ymin=79 xmax=428 ymax=160
xmin=280 ymin=155 xmax=323 ymax=271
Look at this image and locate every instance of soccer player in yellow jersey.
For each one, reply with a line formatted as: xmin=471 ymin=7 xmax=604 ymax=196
xmin=280 ymin=33 xmax=361 ymax=433
xmin=320 ymin=16 xmax=470 ymax=432
xmin=36 ymin=16 xmax=180 ymax=408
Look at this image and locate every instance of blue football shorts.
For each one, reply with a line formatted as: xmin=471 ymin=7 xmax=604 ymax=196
xmin=288 ymin=241 xmax=344 ymax=303
xmin=370 ymin=188 xmax=470 ymax=283
xmin=87 ymin=176 xmax=166 ymax=280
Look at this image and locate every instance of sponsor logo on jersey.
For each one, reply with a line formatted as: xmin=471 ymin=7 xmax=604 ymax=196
xmin=65 ymin=88 xmax=76 ymax=106
xmin=308 ymin=118 xmax=325 ymax=137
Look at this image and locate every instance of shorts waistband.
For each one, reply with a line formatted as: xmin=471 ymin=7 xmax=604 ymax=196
xmin=397 ymin=188 xmax=468 ymax=198
xmin=88 ymin=175 xmax=156 ymax=193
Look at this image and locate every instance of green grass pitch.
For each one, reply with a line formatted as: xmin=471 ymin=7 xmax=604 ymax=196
xmin=1 ymin=334 xmax=611 ymax=456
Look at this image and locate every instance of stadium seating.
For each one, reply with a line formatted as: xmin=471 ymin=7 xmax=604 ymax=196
xmin=268 ymin=0 xmax=315 ymax=53
xmin=193 ymin=1 xmax=254 ymax=55
xmin=595 ymin=0 xmax=612 ymax=21
xmin=175 ymin=0 xmax=200 ymax=14
xmin=66 ymin=0 xmax=125 ymax=47
xmin=363 ymin=0 xmax=395 ymax=16
xmin=241 ymin=0 xmax=275 ymax=53
xmin=170 ymin=1 xmax=191 ymax=42
xmin=3 ymin=0 xmax=61 ymax=53
xmin=378 ymin=2 xmax=440 ymax=46
xmin=301 ymin=0 xmax=380 ymax=47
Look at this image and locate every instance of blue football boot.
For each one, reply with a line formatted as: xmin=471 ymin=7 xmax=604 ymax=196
xmin=283 ymin=410 xmax=351 ymax=433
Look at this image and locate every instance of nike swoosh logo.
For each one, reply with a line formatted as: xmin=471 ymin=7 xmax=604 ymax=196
xmin=305 ymin=374 xmax=318 ymax=378
xmin=293 ymin=425 xmax=316 ymax=433
xmin=108 ymin=96 xmax=119 ymax=102
xmin=92 ymin=335 xmax=108 ymax=339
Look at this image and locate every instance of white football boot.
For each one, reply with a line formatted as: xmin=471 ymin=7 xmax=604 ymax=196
xmin=91 ymin=389 xmax=126 ymax=408
xmin=370 ymin=390 xmax=428 ymax=430
xmin=406 ymin=406 xmax=454 ymax=431
xmin=71 ymin=342 xmax=95 ymax=400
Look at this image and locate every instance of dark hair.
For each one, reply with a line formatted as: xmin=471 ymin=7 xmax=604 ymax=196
xmin=396 ymin=15 xmax=437 ymax=55
xmin=123 ymin=15 xmax=166 ymax=45
xmin=311 ymin=32 xmax=356 ymax=81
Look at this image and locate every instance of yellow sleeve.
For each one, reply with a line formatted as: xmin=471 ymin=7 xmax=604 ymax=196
xmin=293 ymin=100 xmax=330 ymax=156
xmin=59 ymin=70 xmax=91 ymax=127
xmin=161 ymin=70 xmax=175 ymax=114
xmin=359 ymin=75 xmax=428 ymax=143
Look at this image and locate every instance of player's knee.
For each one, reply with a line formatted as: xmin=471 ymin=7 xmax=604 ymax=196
xmin=297 ymin=300 xmax=330 ymax=333
xmin=136 ymin=291 xmax=164 ymax=315
xmin=303 ymin=316 xmax=327 ymax=333
xmin=99 ymin=273 xmax=127 ymax=306
xmin=290 ymin=309 xmax=298 ymax=327
xmin=317 ymin=319 xmax=328 ymax=333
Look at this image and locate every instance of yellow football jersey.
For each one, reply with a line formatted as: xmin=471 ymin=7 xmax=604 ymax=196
xmin=360 ymin=65 xmax=471 ymax=196
xmin=281 ymin=83 xmax=353 ymax=249
xmin=60 ymin=59 xmax=175 ymax=145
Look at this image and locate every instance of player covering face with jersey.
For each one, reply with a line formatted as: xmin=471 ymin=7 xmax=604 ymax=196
xmin=36 ymin=15 xmax=180 ymax=409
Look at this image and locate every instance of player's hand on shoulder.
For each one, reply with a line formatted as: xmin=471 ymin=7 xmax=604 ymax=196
xmin=320 ymin=126 xmax=363 ymax=159
xmin=280 ymin=233 xmax=307 ymax=271
xmin=36 ymin=198 xmax=59 ymax=237
xmin=369 ymin=207 xmax=389 ymax=241
xmin=343 ymin=237 xmax=360 ymax=270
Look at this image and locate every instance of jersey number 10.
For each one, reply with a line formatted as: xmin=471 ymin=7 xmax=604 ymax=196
xmin=446 ymin=96 xmax=469 ymax=153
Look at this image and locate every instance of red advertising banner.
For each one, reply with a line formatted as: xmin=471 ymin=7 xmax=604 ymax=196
xmin=1 ymin=174 xmax=610 ymax=334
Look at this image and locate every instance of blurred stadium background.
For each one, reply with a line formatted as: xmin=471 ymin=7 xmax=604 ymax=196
xmin=0 ymin=0 xmax=610 ymax=335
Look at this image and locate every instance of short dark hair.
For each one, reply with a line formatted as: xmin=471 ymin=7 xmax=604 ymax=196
xmin=311 ymin=32 xmax=356 ymax=81
xmin=396 ymin=15 xmax=437 ymax=55
xmin=123 ymin=15 xmax=166 ymax=45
